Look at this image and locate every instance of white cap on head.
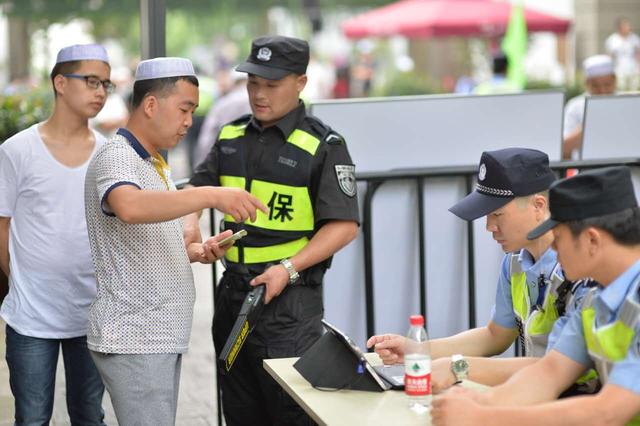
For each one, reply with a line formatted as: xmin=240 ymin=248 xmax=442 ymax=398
xmin=56 ymin=44 xmax=109 ymax=64
xmin=135 ymin=57 xmax=196 ymax=81
xmin=583 ymin=55 xmax=614 ymax=79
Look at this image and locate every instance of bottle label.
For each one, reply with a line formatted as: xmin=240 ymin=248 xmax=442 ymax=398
xmin=404 ymin=358 xmax=431 ymax=396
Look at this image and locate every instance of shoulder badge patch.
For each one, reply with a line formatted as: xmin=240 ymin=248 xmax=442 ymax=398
xmin=335 ymin=165 xmax=356 ymax=197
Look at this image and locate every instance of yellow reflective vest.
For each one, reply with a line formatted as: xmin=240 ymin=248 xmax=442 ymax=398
xmin=581 ymin=285 xmax=640 ymax=425
xmin=217 ymin=117 xmax=325 ymax=265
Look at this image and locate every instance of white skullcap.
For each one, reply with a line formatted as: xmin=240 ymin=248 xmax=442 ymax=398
xmin=583 ymin=55 xmax=614 ymax=79
xmin=135 ymin=57 xmax=196 ymax=81
xmin=56 ymin=44 xmax=109 ymax=64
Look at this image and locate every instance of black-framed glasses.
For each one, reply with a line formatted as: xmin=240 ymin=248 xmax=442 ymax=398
xmin=62 ymin=74 xmax=116 ymax=94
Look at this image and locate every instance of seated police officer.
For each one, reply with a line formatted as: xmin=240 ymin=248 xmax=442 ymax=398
xmin=368 ymin=148 xmax=596 ymax=393
xmin=432 ymin=166 xmax=640 ymax=425
xmin=188 ymin=36 xmax=360 ymax=426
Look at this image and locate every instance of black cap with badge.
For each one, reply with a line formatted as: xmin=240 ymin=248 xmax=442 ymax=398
xmin=236 ymin=35 xmax=309 ymax=80
xmin=527 ymin=166 xmax=638 ymax=240
xmin=449 ymin=148 xmax=556 ymax=221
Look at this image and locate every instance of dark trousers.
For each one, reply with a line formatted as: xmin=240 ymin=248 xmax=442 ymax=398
xmin=213 ymin=271 xmax=323 ymax=426
xmin=5 ymin=325 xmax=106 ymax=426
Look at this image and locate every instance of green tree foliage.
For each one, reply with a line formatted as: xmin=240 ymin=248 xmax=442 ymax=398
xmin=0 ymin=89 xmax=52 ymax=143
xmin=0 ymin=0 xmax=391 ymax=18
xmin=0 ymin=0 xmax=392 ymax=59
xmin=373 ymin=71 xmax=443 ymax=97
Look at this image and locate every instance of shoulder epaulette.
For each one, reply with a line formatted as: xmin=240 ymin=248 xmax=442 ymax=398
xmin=227 ymin=113 xmax=252 ymax=127
xmin=305 ymin=115 xmax=345 ymax=145
xmin=324 ymin=130 xmax=345 ymax=145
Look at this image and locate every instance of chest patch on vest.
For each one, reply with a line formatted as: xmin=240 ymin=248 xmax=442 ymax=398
xmin=278 ymin=156 xmax=297 ymax=168
xmin=335 ymin=164 xmax=356 ymax=197
xmin=221 ymin=146 xmax=237 ymax=155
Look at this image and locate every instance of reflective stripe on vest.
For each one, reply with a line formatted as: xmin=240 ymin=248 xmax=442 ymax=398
xmin=219 ymin=123 xmax=247 ymax=140
xmin=217 ymin=122 xmax=319 ymax=264
xmin=225 ymin=237 xmax=309 ymax=264
xmin=581 ymin=282 xmax=640 ymax=383
xmin=218 ymin=177 xmax=315 ymax=232
xmin=288 ymin=129 xmax=320 ymax=155
xmin=251 ymin=180 xmax=314 ymax=231
xmin=510 ymin=254 xmax=563 ymax=357
xmin=581 ymin=284 xmax=640 ymax=425
xmin=511 ymin=255 xmax=600 ymax=388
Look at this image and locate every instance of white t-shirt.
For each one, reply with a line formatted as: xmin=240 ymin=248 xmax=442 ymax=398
xmin=605 ymin=32 xmax=640 ymax=77
xmin=0 ymin=123 xmax=106 ymax=338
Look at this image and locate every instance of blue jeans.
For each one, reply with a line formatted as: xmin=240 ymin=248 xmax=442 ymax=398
xmin=5 ymin=325 xmax=106 ymax=426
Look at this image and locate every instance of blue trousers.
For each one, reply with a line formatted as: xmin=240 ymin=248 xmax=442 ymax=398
xmin=5 ymin=325 xmax=106 ymax=426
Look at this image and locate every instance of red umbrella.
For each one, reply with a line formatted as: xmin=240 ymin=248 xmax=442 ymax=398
xmin=342 ymin=0 xmax=571 ymax=38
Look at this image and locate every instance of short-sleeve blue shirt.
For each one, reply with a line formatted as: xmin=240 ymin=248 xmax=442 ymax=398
xmin=553 ymin=260 xmax=640 ymax=395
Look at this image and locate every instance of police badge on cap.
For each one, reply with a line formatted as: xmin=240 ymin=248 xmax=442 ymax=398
xmin=335 ymin=165 xmax=356 ymax=197
xmin=257 ymin=47 xmax=272 ymax=62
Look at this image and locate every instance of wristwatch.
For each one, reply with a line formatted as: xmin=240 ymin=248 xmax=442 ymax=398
xmin=280 ymin=258 xmax=300 ymax=284
xmin=451 ymin=354 xmax=469 ymax=384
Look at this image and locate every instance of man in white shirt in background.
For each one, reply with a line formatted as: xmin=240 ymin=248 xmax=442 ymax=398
xmin=605 ymin=17 xmax=640 ymax=91
xmin=562 ymin=55 xmax=616 ymax=160
xmin=0 ymin=44 xmax=112 ymax=426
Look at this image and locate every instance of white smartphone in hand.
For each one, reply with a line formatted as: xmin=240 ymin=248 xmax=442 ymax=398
xmin=218 ymin=230 xmax=247 ymax=248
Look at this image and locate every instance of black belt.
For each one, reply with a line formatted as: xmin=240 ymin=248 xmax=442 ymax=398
xmin=223 ymin=263 xmax=326 ymax=291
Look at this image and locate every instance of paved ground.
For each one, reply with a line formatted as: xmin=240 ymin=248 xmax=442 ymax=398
xmin=0 ymin=209 xmax=222 ymax=425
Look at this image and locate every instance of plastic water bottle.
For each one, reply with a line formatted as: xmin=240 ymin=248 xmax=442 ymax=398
xmin=404 ymin=314 xmax=431 ymax=412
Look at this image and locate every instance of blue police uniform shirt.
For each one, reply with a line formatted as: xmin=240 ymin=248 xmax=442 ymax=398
xmin=553 ymin=259 xmax=640 ymax=395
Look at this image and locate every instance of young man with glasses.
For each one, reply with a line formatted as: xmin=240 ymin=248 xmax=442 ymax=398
xmin=0 ymin=44 xmax=111 ymax=425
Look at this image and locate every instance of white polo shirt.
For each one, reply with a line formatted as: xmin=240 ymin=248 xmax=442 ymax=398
xmin=84 ymin=128 xmax=195 ymax=354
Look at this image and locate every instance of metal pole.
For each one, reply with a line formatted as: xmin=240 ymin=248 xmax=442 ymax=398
xmin=139 ymin=0 xmax=167 ymax=160
xmin=465 ymin=175 xmax=477 ymax=329
xmin=362 ymin=181 xmax=382 ymax=341
xmin=416 ymin=178 xmax=428 ymax=331
xmin=139 ymin=0 xmax=166 ymax=59
xmin=210 ymin=210 xmax=223 ymax=426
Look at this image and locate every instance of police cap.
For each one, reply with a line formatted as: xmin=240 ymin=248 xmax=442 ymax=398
xmin=236 ymin=35 xmax=309 ymax=80
xmin=449 ymin=148 xmax=556 ymax=221
xmin=527 ymin=166 xmax=638 ymax=240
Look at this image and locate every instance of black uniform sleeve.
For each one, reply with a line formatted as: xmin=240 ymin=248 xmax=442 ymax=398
xmin=312 ymin=136 xmax=360 ymax=226
xmin=189 ymin=141 xmax=220 ymax=187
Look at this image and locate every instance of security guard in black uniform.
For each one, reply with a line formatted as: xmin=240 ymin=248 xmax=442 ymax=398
xmin=189 ymin=35 xmax=360 ymax=426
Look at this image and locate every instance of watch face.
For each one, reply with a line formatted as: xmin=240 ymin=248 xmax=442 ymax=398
xmin=452 ymin=359 xmax=469 ymax=374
